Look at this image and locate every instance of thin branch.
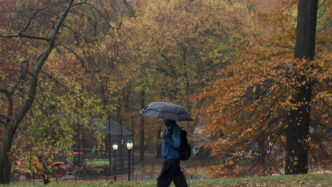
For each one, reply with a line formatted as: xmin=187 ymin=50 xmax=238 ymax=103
xmin=319 ymin=0 xmax=328 ymax=9
xmin=1 ymin=68 xmax=34 ymax=78
xmin=62 ymin=24 xmax=81 ymax=48
xmin=33 ymin=0 xmax=74 ymax=73
xmin=21 ymin=10 xmax=40 ymax=33
xmin=70 ymin=2 xmax=109 ymax=23
xmin=73 ymin=1 xmax=117 ymax=34
xmin=55 ymin=43 xmax=86 ymax=69
xmin=10 ymin=60 xmax=29 ymax=95
xmin=40 ymin=70 xmax=66 ymax=88
xmin=0 ymin=33 xmax=49 ymax=41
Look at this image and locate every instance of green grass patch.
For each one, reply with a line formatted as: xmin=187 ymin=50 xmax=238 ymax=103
xmin=4 ymin=173 xmax=332 ymax=186
xmin=84 ymin=158 xmax=109 ymax=165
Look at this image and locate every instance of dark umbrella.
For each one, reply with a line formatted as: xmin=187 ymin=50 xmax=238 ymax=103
xmin=140 ymin=102 xmax=193 ymax=121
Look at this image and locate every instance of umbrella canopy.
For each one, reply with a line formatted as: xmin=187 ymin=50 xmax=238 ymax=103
xmin=140 ymin=102 xmax=193 ymax=121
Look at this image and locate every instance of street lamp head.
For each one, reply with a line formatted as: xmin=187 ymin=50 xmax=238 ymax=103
xmin=126 ymin=141 xmax=133 ymax=150
xmin=112 ymin=143 xmax=118 ymax=151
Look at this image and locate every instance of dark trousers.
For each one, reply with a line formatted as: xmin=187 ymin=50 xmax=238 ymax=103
xmin=157 ymin=158 xmax=188 ymax=187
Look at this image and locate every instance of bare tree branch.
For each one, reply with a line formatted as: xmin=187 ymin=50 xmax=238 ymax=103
xmin=9 ymin=60 xmax=29 ymax=95
xmin=0 ymin=33 xmax=49 ymax=41
xmin=70 ymin=2 xmax=109 ymax=22
xmin=55 ymin=43 xmax=86 ymax=69
xmin=21 ymin=10 xmax=40 ymax=33
xmin=1 ymin=68 xmax=34 ymax=78
xmin=71 ymin=1 xmax=115 ymax=35
xmin=33 ymin=0 xmax=74 ymax=74
xmin=40 ymin=70 xmax=66 ymax=88
xmin=62 ymin=24 xmax=81 ymax=48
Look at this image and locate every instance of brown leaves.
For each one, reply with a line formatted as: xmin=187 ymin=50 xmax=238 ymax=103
xmin=193 ymin=0 xmax=332 ymax=177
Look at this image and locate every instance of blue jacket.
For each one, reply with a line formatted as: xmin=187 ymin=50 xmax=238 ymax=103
xmin=162 ymin=124 xmax=181 ymax=159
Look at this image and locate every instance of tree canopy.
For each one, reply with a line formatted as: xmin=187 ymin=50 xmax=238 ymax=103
xmin=0 ymin=0 xmax=331 ymax=183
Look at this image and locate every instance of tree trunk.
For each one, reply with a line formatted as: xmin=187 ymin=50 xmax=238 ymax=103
xmin=294 ymin=0 xmax=318 ymax=60
xmin=285 ymin=0 xmax=318 ymax=174
xmin=285 ymin=80 xmax=312 ymax=174
xmin=0 ymin=128 xmax=15 ymax=183
xmin=124 ymin=84 xmax=131 ymax=112
xmin=139 ymin=90 xmax=145 ymax=162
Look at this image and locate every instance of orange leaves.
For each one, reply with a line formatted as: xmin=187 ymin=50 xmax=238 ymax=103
xmin=192 ymin=0 xmax=332 ymax=177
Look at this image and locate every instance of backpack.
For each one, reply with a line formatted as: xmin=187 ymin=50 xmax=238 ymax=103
xmin=179 ymin=129 xmax=191 ymax=161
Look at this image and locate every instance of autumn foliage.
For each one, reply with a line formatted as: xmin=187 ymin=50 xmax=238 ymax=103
xmin=197 ymin=0 xmax=332 ymax=177
xmin=0 ymin=0 xmax=331 ymax=183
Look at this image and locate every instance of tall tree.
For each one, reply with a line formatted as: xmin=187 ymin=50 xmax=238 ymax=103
xmin=0 ymin=0 xmax=113 ymax=183
xmin=196 ymin=0 xmax=331 ymax=177
xmin=0 ymin=1 xmax=74 ymax=183
xmin=285 ymin=0 xmax=318 ymax=174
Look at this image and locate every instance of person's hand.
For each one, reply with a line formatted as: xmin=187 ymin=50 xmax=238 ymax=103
xmin=161 ymin=132 xmax=165 ymax=139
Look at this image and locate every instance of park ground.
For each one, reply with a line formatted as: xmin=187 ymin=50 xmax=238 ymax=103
xmin=2 ymin=173 xmax=332 ymax=187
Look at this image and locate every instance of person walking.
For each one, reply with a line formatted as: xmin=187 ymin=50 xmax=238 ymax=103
xmin=157 ymin=119 xmax=188 ymax=187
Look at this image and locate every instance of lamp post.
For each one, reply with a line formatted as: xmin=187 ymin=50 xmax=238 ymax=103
xmin=108 ymin=116 xmax=111 ymax=179
xmin=126 ymin=141 xmax=133 ymax=181
xmin=112 ymin=143 xmax=118 ymax=181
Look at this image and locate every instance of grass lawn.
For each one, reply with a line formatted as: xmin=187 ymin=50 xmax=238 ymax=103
xmin=84 ymin=158 xmax=109 ymax=165
xmin=4 ymin=173 xmax=332 ymax=186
